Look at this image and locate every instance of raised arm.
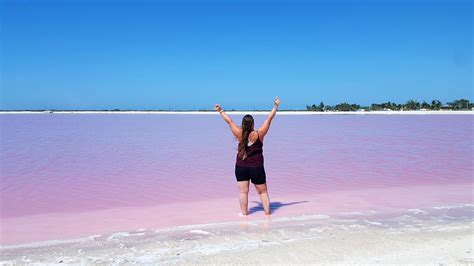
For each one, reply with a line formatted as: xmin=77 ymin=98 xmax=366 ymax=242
xmin=214 ymin=104 xmax=241 ymax=140
xmin=258 ymin=97 xmax=280 ymax=141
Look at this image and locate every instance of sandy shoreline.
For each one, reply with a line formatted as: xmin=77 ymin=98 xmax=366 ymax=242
xmin=191 ymin=223 xmax=473 ymax=264
xmin=0 ymin=110 xmax=473 ymax=115
xmin=1 ymin=206 xmax=473 ymax=264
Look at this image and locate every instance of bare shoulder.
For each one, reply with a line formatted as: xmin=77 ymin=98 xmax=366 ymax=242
xmin=235 ymin=127 xmax=243 ymax=141
xmin=256 ymin=129 xmax=264 ymax=142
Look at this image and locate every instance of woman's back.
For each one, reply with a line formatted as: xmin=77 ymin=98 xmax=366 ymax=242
xmin=236 ymin=131 xmax=264 ymax=167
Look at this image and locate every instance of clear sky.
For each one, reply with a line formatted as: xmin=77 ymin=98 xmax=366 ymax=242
xmin=1 ymin=0 xmax=472 ymax=110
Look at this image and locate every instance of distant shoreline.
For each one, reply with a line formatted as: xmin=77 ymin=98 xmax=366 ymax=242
xmin=0 ymin=110 xmax=473 ymax=115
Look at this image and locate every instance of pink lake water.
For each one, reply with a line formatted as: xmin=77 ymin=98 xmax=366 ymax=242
xmin=0 ymin=113 xmax=473 ymax=245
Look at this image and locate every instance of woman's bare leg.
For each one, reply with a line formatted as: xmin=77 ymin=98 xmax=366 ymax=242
xmin=237 ymin=181 xmax=250 ymax=215
xmin=255 ymin=183 xmax=270 ymax=215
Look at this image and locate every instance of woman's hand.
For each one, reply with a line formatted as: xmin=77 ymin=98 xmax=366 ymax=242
xmin=258 ymin=97 xmax=280 ymax=138
xmin=274 ymin=96 xmax=280 ymax=107
xmin=215 ymin=104 xmax=239 ymax=138
xmin=214 ymin=104 xmax=223 ymax=113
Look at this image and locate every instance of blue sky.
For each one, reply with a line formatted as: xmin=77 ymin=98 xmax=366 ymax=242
xmin=1 ymin=0 xmax=472 ymax=110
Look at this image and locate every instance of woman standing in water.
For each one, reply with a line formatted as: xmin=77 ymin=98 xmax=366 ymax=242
xmin=214 ymin=97 xmax=280 ymax=216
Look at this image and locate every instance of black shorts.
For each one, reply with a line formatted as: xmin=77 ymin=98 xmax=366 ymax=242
xmin=235 ymin=165 xmax=266 ymax=185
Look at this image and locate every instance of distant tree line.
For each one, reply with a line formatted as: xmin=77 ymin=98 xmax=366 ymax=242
xmin=306 ymin=99 xmax=473 ymax=112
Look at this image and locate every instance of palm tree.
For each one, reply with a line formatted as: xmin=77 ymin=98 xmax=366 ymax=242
xmin=404 ymin=100 xmax=419 ymax=110
xmin=318 ymin=102 xmax=325 ymax=111
xmin=431 ymin=100 xmax=442 ymax=110
xmin=421 ymin=101 xmax=430 ymax=109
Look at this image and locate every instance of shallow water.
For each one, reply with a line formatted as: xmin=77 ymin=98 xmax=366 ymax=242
xmin=1 ymin=204 xmax=472 ymax=264
xmin=0 ymin=114 xmax=473 ymax=244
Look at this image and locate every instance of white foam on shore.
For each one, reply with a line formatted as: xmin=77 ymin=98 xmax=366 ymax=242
xmin=153 ymin=220 xmax=239 ymax=234
xmin=0 ymin=213 xmax=329 ymax=250
xmin=2 ymin=204 xmax=472 ymax=251
xmin=88 ymin=235 xmax=102 ymax=240
xmin=338 ymin=211 xmax=365 ymax=216
xmin=106 ymin=232 xmax=131 ymax=241
xmin=277 ymin=214 xmax=331 ymax=221
xmin=363 ymin=220 xmax=383 ymax=226
xmin=407 ymin=208 xmax=429 ymax=214
xmin=432 ymin=203 xmax=474 ymax=210
xmin=189 ymin=229 xmax=214 ymax=236
xmin=2 ymin=208 xmax=473 ymax=264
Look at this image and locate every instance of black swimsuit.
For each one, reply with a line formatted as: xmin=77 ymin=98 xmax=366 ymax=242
xmin=235 ymin=131 xmax=266 ymax=184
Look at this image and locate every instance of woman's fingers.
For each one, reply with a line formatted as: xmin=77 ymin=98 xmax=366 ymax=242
xmin=274 ymin=97 xmax=280 ymax=105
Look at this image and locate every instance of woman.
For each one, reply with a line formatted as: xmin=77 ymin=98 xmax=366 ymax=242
xmin=214 ymin=97 xmax=280 ymax=216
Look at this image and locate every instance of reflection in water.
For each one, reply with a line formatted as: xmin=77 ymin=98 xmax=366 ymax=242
xmin=238 ymin=212 xmax=272 ymax=234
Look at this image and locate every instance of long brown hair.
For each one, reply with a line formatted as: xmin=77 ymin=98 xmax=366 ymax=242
xmin=238 ymin=114 xmax=254 ymax=160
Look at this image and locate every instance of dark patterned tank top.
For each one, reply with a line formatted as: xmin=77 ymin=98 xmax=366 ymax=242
xmin=236 ymin=131 xmax=264 ymax=167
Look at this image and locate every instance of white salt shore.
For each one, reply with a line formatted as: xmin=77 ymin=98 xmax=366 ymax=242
xmin=0 ymin=110 xmax=473 ymax=115
xmin=1 ymin=209 xmax=473 ymax=264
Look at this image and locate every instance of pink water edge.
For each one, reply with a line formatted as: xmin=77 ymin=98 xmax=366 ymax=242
xmin=1 ymin=114 xmax=473 ymax=245
xmin=1 ymin=183 xmax=472 ymax=245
